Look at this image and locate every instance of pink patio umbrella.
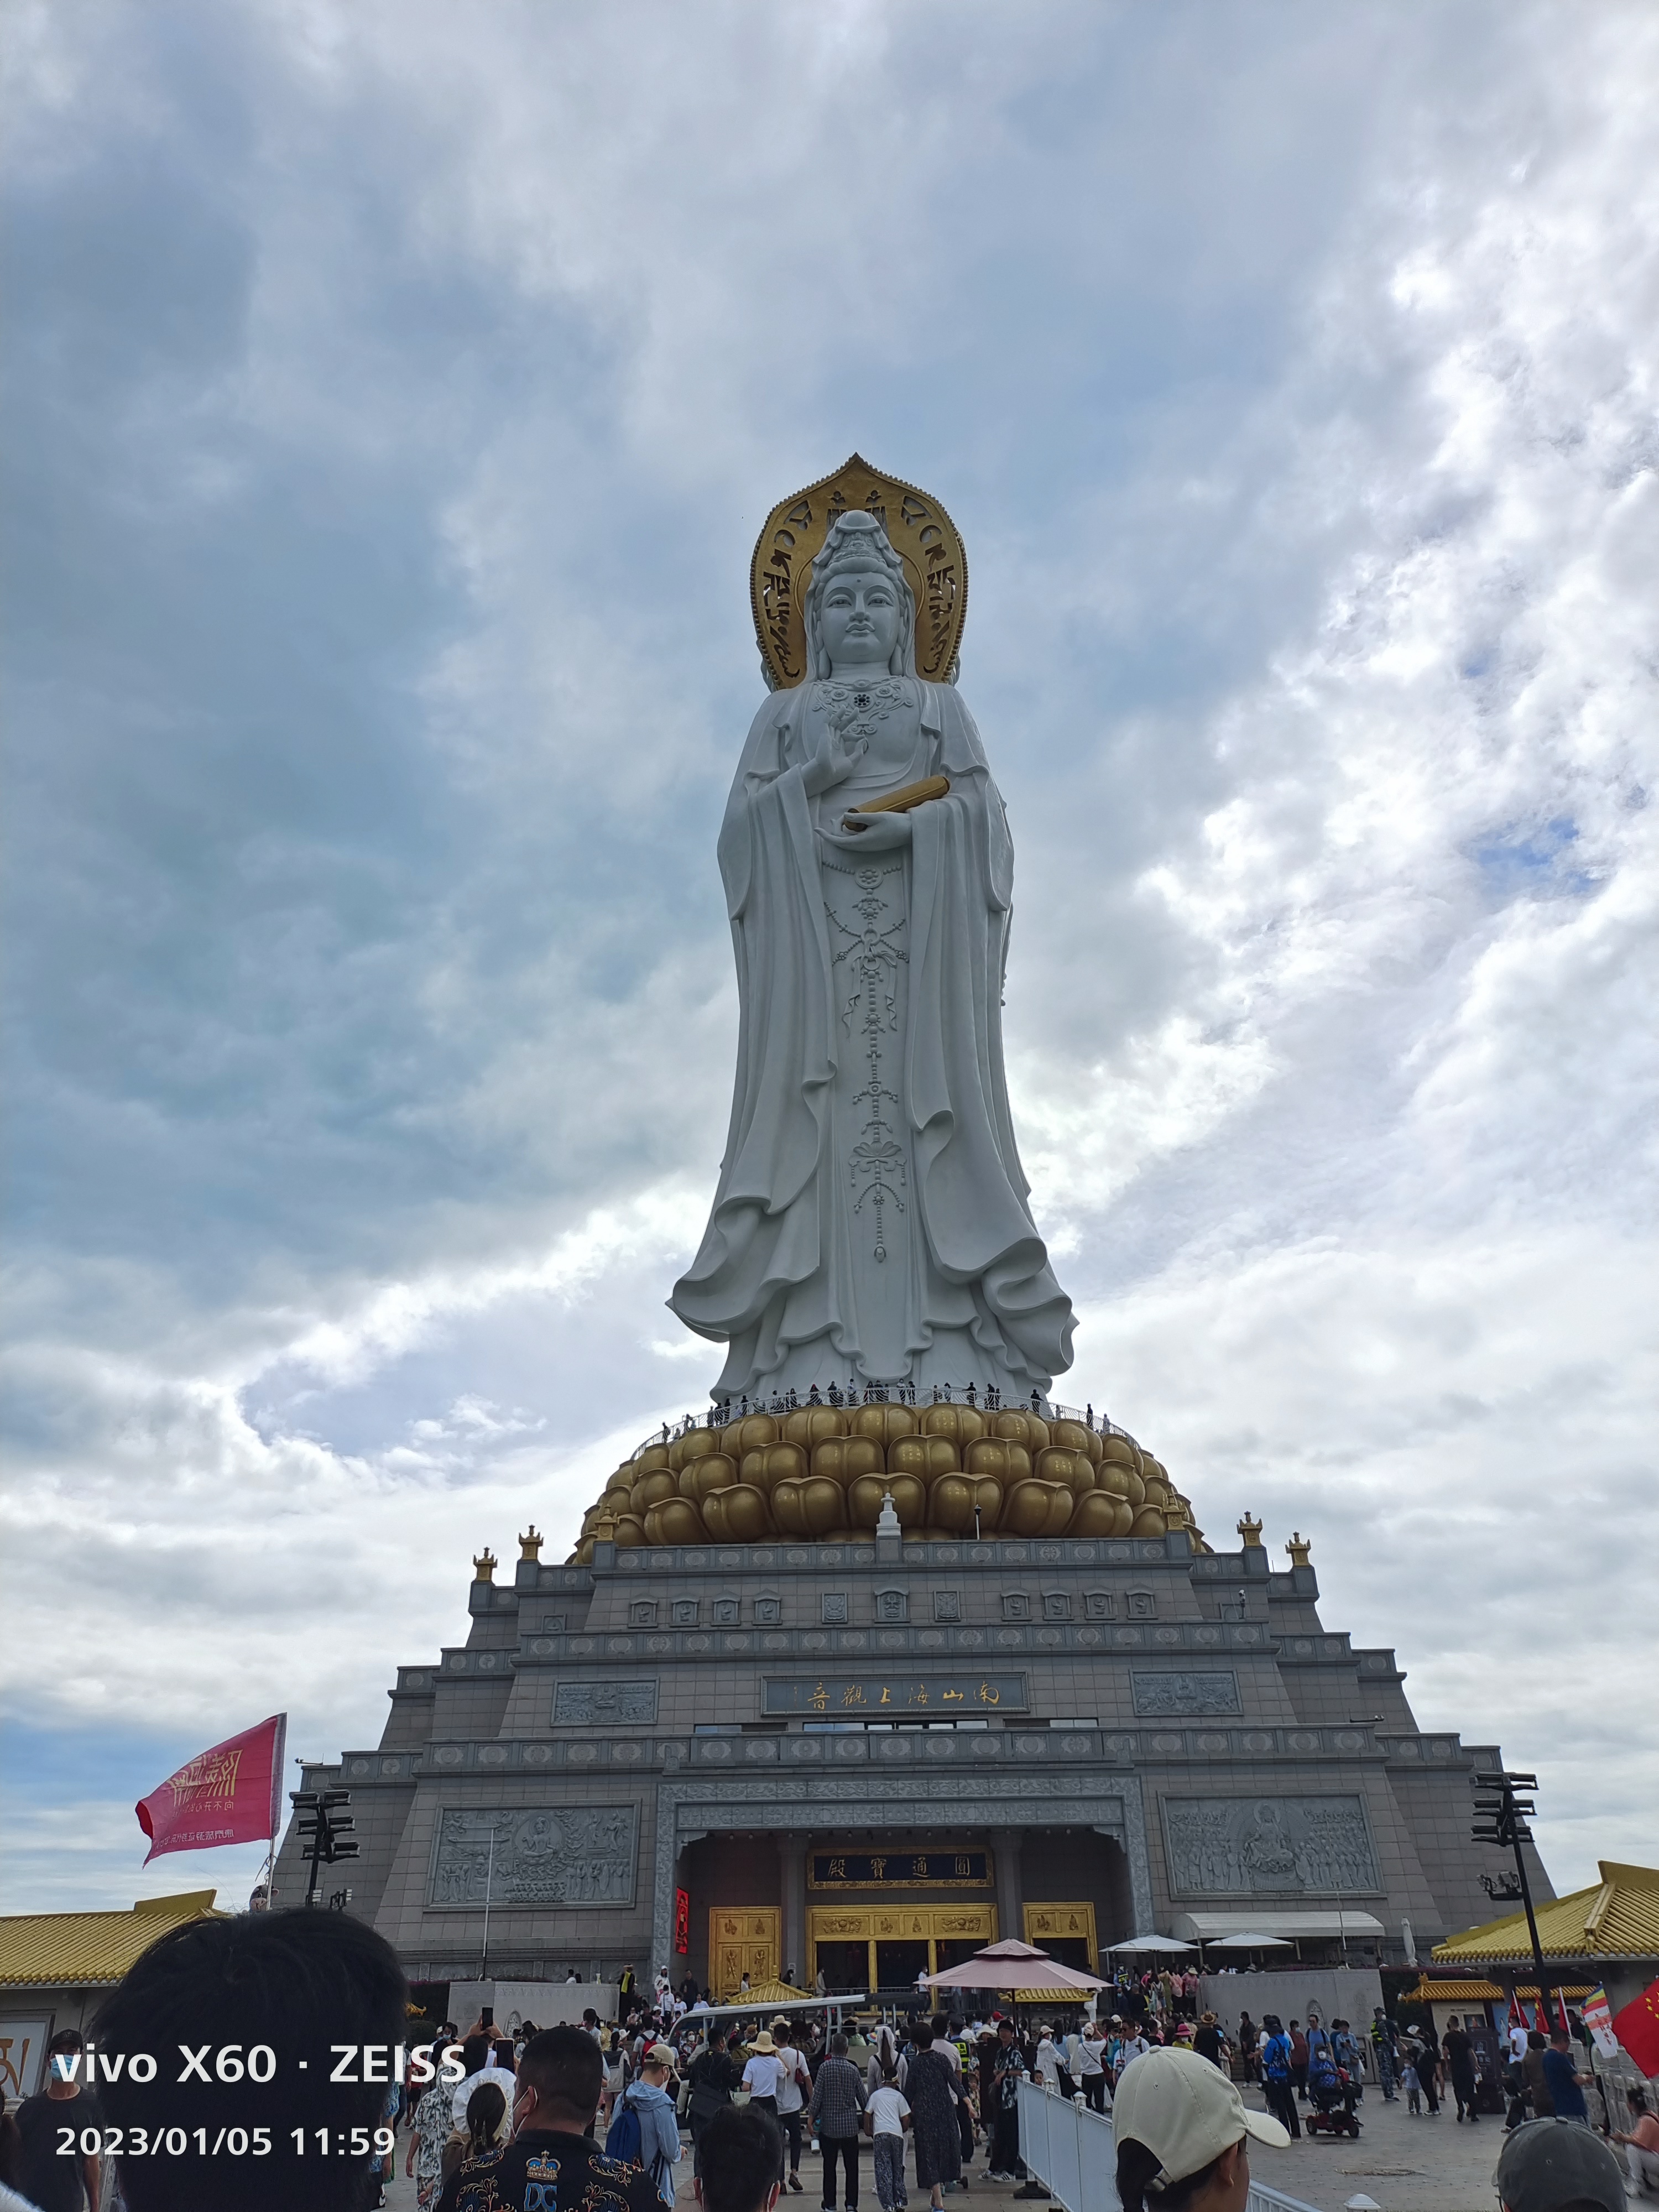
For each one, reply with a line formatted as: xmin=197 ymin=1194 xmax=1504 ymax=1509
xmin=926 ymin=1937 xmax=1107 ymax=1994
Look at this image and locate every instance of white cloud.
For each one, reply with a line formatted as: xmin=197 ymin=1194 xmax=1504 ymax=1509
xmin=2 ymin=0 xmax=1655 ymax=1911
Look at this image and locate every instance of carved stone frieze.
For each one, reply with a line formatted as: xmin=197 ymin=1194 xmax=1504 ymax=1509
xmin=427 ymin=1804 xmax=639 ymax=1909
xmin=1161 ymin=1794 xmax=1379 ymax=1897
xmin=554 ymin=1680 xmax=659 ymax=1726
xmin=1131 ymin=1671 xmax=1241 ymax=1717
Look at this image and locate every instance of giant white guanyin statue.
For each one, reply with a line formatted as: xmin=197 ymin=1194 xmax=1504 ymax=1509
xmin=670 ymin=487 xmax=1074 ymax=1411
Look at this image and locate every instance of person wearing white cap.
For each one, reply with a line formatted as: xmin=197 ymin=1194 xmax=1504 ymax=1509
xmin=1110 ymin=2046 xmax=1290 ymax=2212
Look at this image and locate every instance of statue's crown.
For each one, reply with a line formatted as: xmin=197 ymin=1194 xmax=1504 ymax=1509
xmin=815 ymin=508 xmax=898 ymax=577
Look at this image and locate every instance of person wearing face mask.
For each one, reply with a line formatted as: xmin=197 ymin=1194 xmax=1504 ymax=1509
xmin=1111 ymin=2047 xmax=1290 ymax=2212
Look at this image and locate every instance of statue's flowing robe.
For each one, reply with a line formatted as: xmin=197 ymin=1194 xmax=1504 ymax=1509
xmin=670 ymin=679 xmax=1074 ymax=1402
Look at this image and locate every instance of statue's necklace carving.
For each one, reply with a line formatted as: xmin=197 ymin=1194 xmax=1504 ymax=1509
xmin=814 ymin=675 xmax=905 ymax=747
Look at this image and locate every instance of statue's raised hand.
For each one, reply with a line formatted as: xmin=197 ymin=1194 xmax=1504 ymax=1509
xmin=801 ymin=723 xmax=867 ymax=796
xmin=820 ymin=808 xmax=913 ymax=854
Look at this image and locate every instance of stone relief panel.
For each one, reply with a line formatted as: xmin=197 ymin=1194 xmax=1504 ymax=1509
xmin=1127 ymin=1591 xmax=1157 ymax=1619
xmin=428 ymin=1804 xmax=639 ymax=1907
xmin=1041 ymin=1592 xmax=1072 ymax=1622
xmin=753 ymin=1594 xmax=782 ymax=1625
xmin=1162 ymin=1795 xmax=1379 ymax=1896
xmin=629 ymin=1600 xmax=658 ymax=1627
xmin=1083 ymin=1592 xmax=1117 ymax=1620
xmin=712 ymin=1598 xmax=740 ymax=1627
xmin=873 ymin=1588 xmax=909 ymax=1624
xmin=1001 ymin=1593 xmax=1031 ymax=1621
xmin=933 ymin=1590 xmax=962 ymax=1623
xmin=822 ymin=1593 xmax=849 ymax=1624
xmin=671 ymin=1600 xmax=700 ymax=1627
xmin=1132 ymin=1671 xmax=1241 ymax=1717
xmin=554 ymin=1679 xmax=660 ymax=1726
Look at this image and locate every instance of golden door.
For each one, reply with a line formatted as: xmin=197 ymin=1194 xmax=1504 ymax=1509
xmin=708 ymin=1906 xmax=780 ymax=1997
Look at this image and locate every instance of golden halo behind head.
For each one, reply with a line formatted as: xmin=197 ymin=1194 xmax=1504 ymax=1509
xmin=752 ymin=455 xmax=967 ymax=690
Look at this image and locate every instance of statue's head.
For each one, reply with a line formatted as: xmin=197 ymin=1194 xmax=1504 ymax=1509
xmin=803 ymin=510 xmax=917 ymax=680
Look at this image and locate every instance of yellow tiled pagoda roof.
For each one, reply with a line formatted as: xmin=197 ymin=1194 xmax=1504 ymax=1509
xmin=1403 ymin=1979 xmax=1594 ymax=2004
xmin=0 ymin=1891 xmax=225 ymax=1990
xmin=1432 ymin=1861 xmax=1659 ymax=1965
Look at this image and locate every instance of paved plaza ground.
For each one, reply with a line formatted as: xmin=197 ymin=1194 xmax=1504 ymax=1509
xmin=383 ymin=2085 xmax=1521 ymax=2212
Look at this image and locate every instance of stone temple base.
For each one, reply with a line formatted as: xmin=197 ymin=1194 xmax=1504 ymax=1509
xmin=273 ymin=1491 xmax=1550 ymax=1998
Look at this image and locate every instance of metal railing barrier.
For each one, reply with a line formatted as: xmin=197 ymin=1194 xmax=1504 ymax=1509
xmin=1015 ymin=2078 xmax=1327 ymax=2212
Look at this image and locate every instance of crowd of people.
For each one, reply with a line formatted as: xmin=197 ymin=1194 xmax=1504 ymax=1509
xmin=1 ymin=1917 xmax=1652 ymax=2212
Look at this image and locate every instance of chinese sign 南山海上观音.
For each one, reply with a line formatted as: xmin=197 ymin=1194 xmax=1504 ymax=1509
xmin=761 ymin=1674 xmax=1026 ymax=1716
xmin=809 ymin=1850 xmax=992 ymax=1890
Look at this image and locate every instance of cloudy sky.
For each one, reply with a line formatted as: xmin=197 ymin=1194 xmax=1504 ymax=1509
xmin=3 ymin=0 xmax=1655 ymax=1917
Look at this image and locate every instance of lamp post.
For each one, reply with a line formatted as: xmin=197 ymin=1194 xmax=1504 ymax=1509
xmin=1472 ymin=1771 xmax=1556 ymax=2032
xmin=480 ymin=1823 xmax=498 ymax=1986
xmin=291 ymin=1788 xmax=358 ymax=1907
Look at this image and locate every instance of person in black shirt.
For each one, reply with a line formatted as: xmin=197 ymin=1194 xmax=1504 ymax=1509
xmin=438 ymin=2023 xmax=664 ymax=2212
xmin=688 ymin=2032 xmax=744 ymax=2177
xmin=15 ymin=2030 xmax=103 ymax=2212
xmin=1191 ymin=2015 xmax=1229 ymax=2072
xmin=1443 ymin=2017 xmax=1479 ymax=2122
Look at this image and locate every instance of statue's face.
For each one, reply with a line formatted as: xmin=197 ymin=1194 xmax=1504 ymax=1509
xmin=818 ymin=562 xmax=902 ymax=668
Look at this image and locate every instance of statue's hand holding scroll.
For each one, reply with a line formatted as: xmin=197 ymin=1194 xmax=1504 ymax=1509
xmin=820 ymin=808 xmax=913 ymax=853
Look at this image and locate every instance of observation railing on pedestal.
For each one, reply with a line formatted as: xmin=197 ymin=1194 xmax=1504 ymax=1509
xmin=630 ymin=1389 xmax=1138 ymax=1464
xmin=1015 ymin=2078 xmax=1326 ymax=2212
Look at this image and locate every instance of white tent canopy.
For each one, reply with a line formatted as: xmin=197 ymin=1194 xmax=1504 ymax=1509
xmin=1201 ymin=1933 xmax=1293 ymax=1950
xmin=1172 ymin=1911 xmax=1384 ymax=1942
xmin=1104 ymin=1934 xmax=1194 ymax=1954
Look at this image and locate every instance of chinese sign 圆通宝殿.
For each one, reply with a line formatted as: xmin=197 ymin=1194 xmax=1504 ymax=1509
xmin=808 ymin=1850 xmax=992 ymax=1890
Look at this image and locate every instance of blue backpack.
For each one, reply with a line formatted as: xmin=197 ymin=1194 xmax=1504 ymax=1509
xmin=606 ymin=2095 xmax=644 ymax=2166
xmin=1261 ymin=2034 xmax=1292 ymax=2083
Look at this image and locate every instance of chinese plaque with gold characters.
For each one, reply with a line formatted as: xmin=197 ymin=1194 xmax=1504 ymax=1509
xmin=810 ymin=1851 xmax=992 ymax=1890
xmin=763 ymin=1673 xmax=1025 ymax=1716
xmin=750 ymin=455 xmax=968 ymax=690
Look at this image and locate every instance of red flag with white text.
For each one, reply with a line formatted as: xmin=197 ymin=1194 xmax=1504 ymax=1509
xmin=136 ymin=1715 xmax=286 ymax=1863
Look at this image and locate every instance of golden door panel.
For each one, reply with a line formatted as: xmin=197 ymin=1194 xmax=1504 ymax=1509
xmin=709 ymin=1907 xmax=779 ymax=1996
xmin=1023 ymin=1902 xmax=1098 ymax=1954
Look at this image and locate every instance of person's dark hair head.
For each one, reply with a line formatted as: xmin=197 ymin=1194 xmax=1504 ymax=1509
xmin=516 ymin=2025 xmax=606 ymax=2128
xmin=699 ymin=2101 xmax=784 ymax=2212
xmin=998 ymin=2018 xmax=1015 ymax=2037
xmin=462 ymin=2032 xmax=492 ymax=2077
xmin=583 ymin=2008 xmax=599 ymax=2028
xmin=1630 ymin=2088 xmax=1648 ymax=2114
xmin=91 ymin=1907 xmax=406 ymax=2212
xmin=931 ymin=2013 xmax=950 ymax=2039
xmin=830 ymin=2032 xmax=848 ymax=2056
xmin=1529 ymin=2031 xmax=1547 ymax=2049
xmin=1115 ymin=2140 xmax=1225 ymax=2212
xmin=466 ymin=2081 xmax=506 ymax=2154
xmin=708 ymin=2027 xmax=728 ymax=2049
xmin=915 ymin=2023 xmax=934 ymax=2049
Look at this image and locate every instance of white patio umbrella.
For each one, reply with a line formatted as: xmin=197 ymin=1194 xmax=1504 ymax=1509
xmin=1202 ymin=1933 xmax=1292 ymax=1951
xmin=1104 ymin=1934 xmax=1194 ymax=1954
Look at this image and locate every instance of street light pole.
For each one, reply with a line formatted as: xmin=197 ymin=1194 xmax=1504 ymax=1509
xmin=1472 ymin=1771 xmax=1555 ymax=2032
xmin=480 ymin=1824 xmax=497 ymax=1986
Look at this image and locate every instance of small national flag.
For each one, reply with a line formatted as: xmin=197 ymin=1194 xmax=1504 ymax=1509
xmin=1610 ymin=1978 xmax=1659 ymax=2079
xmin=136 ymin=1715 xmax=287 ymax=1863
xmin=1582 ymin=1986 xmax=1619 ymax=2060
